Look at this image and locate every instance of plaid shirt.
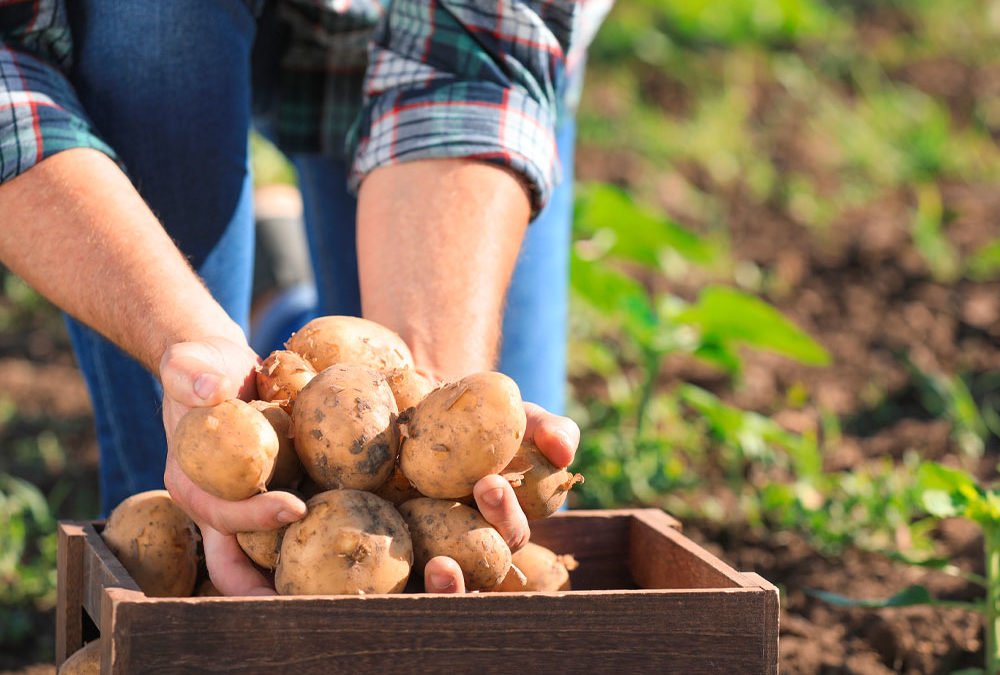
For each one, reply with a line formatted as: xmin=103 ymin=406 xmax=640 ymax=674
xmin=0 ymin=0 xmax=611 ymax=213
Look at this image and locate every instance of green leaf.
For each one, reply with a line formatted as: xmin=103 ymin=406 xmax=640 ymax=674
xmin=966 ymin=240 xmax=1000 ymax=281
xmin=808 ymin=584 xmax=980 ymax=611
xmin=570 ymin=251 xmax=658 ymax=344
xmin=676 ymin=286 xmax=831 ymax=366
xmin=921 ymin=489 xmax=961 ymax=518
xmin=575 ymin=184 xmax=718 ymax=267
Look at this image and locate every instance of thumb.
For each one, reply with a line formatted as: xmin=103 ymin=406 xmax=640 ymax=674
xmin=160 ymin=342 xmax=234 ymax=408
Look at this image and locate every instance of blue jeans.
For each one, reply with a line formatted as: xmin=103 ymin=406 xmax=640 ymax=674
xmin=64 ymin=0 xmax=573 ymax=514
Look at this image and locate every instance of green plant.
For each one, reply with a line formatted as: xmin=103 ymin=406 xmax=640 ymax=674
xmin=812 ymin=462 xmax=1000 ymax=674
xmin=0 ymin=474 xmax=58 ymax=649
xmin=570 ymin=184 xmax=830 ymax=515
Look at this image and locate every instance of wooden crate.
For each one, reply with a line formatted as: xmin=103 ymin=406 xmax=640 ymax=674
xmin=57 ymin=508 xmax=778 ymax=673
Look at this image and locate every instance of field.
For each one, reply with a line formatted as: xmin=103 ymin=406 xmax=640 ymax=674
xmin=4 ymin=1 xmax=1000 ymax=673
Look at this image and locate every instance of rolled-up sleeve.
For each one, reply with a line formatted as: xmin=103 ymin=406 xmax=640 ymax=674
xmin=1 ymin=2 xmax=116 ymax=184
xmin=350 ymin=0 xmax=581 ymax=215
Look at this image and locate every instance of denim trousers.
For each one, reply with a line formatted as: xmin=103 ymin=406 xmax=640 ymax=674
xmin=62 ymin=0 xmax=574 ymax=514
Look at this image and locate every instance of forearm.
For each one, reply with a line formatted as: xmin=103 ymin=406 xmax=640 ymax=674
xmin=357 ymin=159 xmax=530 ymax=380
xmin=0 ymin=148 xmax=244 ymax=372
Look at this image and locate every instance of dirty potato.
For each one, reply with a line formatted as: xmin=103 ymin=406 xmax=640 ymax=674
xmin=173 ymin=399 xmax=279 ymax=500
xmin=491 ymin=542 xmax=578 ymax=592
xmin=291 ymin=364 xmax=398 ymax=491
xmin=236 ymin=525 xmax=288 ymax=570
xmin=373 ymin=463 xmax=423 ymax=507
xmin=58 ymin=639 xmax=100 ymax=674
xmin=400 ymin=372 xmax=525 ymax=499
xmin=275 ymin=489 xmax=412 ymax=595
xmin=256 ymin=350 xmax=316 ymax=410
xmin=248 ymin=400 xmax=303 ymax=490
xmin=398 ymin=498 xmax=511 ymax=591
xmin=384 ymin=367 xmax=434 ymax=412
xmin=503 ymin=440 xmax=584 ymax=520
xmin=102 ymin=490 xmax=199 ymax=597
xmin=285 ymin=315 xmax=414 ymax=373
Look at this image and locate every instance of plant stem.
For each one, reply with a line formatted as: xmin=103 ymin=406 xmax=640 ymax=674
xmin=635 ymin=349 xmax=661 ymax=438
xmin=986 ymin=524 xmax=1000 ymax=675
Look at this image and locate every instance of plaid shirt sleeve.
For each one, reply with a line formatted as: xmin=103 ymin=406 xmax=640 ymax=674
xmin=0 ymin=0 xmax=117 ymax=185
xmin=349 ymin=0 xmax=607 ymax=214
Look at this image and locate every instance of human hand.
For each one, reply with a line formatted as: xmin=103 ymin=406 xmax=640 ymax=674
xmin=159 ymin=337 xmax=307 ymax=596
xmin=421 ymin=401 xmax=580 ymax=593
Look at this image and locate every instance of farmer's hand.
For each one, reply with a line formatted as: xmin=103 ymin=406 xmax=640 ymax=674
xmin=423 ymin=401 xmax=579 ymax=593
xmin=159 ymin=336 xmax=307 ymax=596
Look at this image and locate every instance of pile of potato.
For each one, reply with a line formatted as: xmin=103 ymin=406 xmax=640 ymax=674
xmin=102 ymin=316 xmax=582 ymax=598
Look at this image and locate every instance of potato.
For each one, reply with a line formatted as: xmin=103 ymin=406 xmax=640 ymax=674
xmin=292 ymin=364 xmax=398 ymax=491
xmin=384 ymin=367 xmax=434 ymax=411
xmin=504 ymin=440 xmax=584 ymax=520
xmin=256 ymin=349 xmax=316 ymax=409
xmin=398 ymin=498 xmax=511 ymax=591
xmin=285 ymin=315 xmax=414 ymax=373
xmin=373 ymin=463 xmax=423 ymax=507
xmin=173 ymin=399 xmax=279 ymax=500
xmin=58 ymin=639 xmax=100 ymax=674
xmin=248 ymin=400 xmax=304 ymax=490
xmin=276 ymin=489 xmax=412 ymax=595
xmin=491 ymin=542 xmax=578 ymax=592
xmin=400 ymin=372 xmax=526 ymax=499
xmin=102 ymin=490 xmax=199 ymax=597
xmin=236 ymin=525 xmax=288 ymax=570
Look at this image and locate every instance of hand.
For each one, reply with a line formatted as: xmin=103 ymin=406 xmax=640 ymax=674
xmin=159 ymin=337 xmax=307 ymax=596
xmin=422 ymin=402 xmax=580 ymax=593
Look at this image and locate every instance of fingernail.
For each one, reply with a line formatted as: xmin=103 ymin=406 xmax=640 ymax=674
xmin=276 ymin=510 xmax=299 ymax=524
xmin=481 ymin=487 xmax=504 ymax=508
xmin=555 ymin=429 xmax=573 ymax=449
xmin=194 ymin=373 xmax=218 ymax=400
xmin=429 ymin=573 xmax=455 ymax=591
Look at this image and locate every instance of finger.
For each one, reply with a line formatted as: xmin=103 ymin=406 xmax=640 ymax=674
xmin=202 ymin=527 xmax=276 ymax=596
xmin=159 ymin=342 xmax=235 ymax=408
xmin=523 ymin=402 xmax=579 ymax=469
xmin=165 ymin=462 xmax=306 ymax=535
xmin=424 ymin=556 xmax=466 ymax=593
xmin=473 ymin=474 xmax=529 ymax=552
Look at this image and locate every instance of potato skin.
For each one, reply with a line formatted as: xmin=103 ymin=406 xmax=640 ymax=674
xmin=248 ymin=400 xmax=304 ymax=490
xmin=373 ymin=463 xmax=424 ymax=507
xmin=256 ymin=350 xmax=316 ymax=409
xmin=505 ymin=441 xmax=584 ymax=520
xmin=276 ymin=490 xmax=412 ymax=595
xmin=491 ymin=542 xmax=576 ymax=592
xmin=285 ymin=315 xmax=414 ymax=373
xmin=173 ymin=399 xmax=279 ymax=500
xmin=398 ymin=498 xmax=511 ymax=591
xmin=102 ymin=490 xmax=199 ymax=597
xmin=400 ymin=372 xmax=526 ymax=499
xmin=384 ymin=368 xmax=434 ymax=412
xmin=292 ymin=364 xmax=399 ymax=491
xmin=58 ymin=639 xmax=100 ymax=674
xmin=236 ymin=525 xmax=288 ymax=570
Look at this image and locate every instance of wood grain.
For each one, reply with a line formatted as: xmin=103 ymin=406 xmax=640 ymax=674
xmin=629 ymin=510 xmax=747 ymax=589
xmin=82 ymin=523 xmax=142 ymax=620
xmin=56 ymin=522 xmax=86 ymax=666
xmin=103 ymin=589 xmax=776 ymax=674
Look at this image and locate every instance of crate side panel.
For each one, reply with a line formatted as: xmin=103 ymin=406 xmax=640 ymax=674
xmin=56 ymin=523 xmax=86 ymax=665
xmin=108 ymin=591 xmax=776 ymax=674
xmin=629 ymin=514 xmax=746 ymax=589
xmin=82 ymin=524 xmax=142 ymax=621
xmin=529 ymin=512 xmax=633 ymax=589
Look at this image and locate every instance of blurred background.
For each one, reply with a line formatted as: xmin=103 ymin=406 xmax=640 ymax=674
xmin=4 ymin=1 xmax=1000 ymax=672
